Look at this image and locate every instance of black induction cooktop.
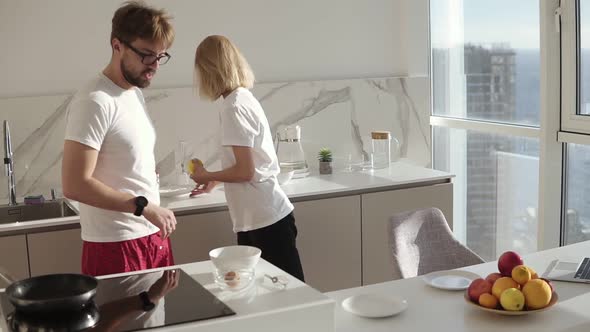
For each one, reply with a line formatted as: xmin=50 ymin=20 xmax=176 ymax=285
xmin=0 ymin=268 xmax=235 ymax=331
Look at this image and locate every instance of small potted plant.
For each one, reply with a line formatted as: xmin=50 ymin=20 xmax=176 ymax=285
xmin=318 ymin=147 xmax=333 ymax=174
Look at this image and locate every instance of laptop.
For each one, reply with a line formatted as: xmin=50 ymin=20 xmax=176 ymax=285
xmin=543 ymin=257 xmax=590 ymax=283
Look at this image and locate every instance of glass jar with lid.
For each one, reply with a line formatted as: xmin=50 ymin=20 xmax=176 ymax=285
xmin=371 ymin=131 xmax=392 ymax=169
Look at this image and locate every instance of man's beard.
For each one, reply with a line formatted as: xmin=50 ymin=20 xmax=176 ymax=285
xmin=121 ymin=62 xmax=154 ymax=89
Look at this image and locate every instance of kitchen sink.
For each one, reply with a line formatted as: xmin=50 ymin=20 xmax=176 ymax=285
xmin=0 ymin=199 xmax=78 ymax=224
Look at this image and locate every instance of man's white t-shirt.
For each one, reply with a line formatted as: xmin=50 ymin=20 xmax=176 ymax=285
xmin=64 ymin=73 xmax=160 ymax=242
xmin=220 ymin=87 xmax=294 ymax=232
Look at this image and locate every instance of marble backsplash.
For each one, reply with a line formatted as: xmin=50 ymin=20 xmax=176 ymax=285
xmin=0 ymin=76 xmax=430 ymax=200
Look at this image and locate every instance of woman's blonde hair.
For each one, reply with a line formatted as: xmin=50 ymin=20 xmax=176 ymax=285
xmin=194 ymin=35 xmax=255 ymax=101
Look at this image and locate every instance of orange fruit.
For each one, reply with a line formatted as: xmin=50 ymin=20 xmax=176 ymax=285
xmin=492 ymin=277 xmax=519 ymax=299
xmin=478 ymin=293 xmax=499 ymax=309
xmin=512 ymin=265 xmax=532 ymax=285
xmin=522 ymin=279 xmax=552 ymax=309
xmin=500 ymin=288 xmax=525 ymax=311
xmin=527 ymin=266 xmax=539 ymax=279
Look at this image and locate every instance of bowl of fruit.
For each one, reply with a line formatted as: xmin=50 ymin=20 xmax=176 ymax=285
xmin=465 ymin=251 xmax=558 ymax=315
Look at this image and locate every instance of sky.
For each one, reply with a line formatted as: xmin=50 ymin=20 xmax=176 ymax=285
xmin=432 ymin=0 xmax=590 ymax=50
xmin=462 ymin=0 xmax=540 ymax=49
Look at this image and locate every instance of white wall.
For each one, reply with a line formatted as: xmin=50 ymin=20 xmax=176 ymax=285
xmin=400 ymin=0 xmax=430 ymax=76
xmin=0 ymin=0 xmax=429 ymax=98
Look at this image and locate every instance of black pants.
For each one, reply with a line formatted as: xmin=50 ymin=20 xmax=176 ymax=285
xmin=237 ymin=212 xmax=305 ymax=282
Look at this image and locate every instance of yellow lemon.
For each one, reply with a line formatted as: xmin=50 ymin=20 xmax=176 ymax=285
xmin=511 ymin=265 xmax=532 ymax=285
xmin=522 ymin=279 xmax=552 ymax=309
xmin=500 ymin=288 xmax=525 ymax=311
xmin=492 ymin=277 xmax=519 ymax=299
xmin=187 ymin=158 xmax=203 ymax=175
xmin=187 ymin=161 xmax=195 ymax=175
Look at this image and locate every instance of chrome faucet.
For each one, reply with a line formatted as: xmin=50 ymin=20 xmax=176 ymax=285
xmin=3 ymin=120 xmax=17 ymax=205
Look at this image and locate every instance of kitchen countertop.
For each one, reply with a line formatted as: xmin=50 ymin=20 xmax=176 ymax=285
xmin=0 ymin=160 xmax=453 ymax=235
xmin=0 ymin=258 xmax=335 ymax=332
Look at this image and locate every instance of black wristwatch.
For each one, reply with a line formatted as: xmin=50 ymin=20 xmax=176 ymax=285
xmin=139 ymin=291 xmax=155 ymax=311
xmin=134 ymin=196 xmax=148 ymax=216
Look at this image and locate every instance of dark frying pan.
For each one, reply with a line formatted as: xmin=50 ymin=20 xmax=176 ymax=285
xmin=9 ymin=300 xmax=100 ymax=331
xmin=2 ymin=273 xmax=98 ymax=313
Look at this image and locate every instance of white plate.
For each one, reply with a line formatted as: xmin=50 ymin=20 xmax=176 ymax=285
xmin=159 ymin=186 xmax=193 ymax=198
xmin=341 ymin=294 xmax=408 ymax=318
xmin=422 ymin=270 xmax=481 ymax=291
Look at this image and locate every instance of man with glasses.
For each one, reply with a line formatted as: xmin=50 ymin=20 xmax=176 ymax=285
xmin=62 ymin=1 xmax=177 ymax=277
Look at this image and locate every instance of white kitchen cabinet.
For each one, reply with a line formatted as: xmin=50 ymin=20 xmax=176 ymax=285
xmin=361 ymin=183 xmax=453 ymax=285
xmin=294 ymin=196 xmax=362 ymax=292
xmin=171 ymin=211 xmax=236 ymax=265
xmin=0 ymin=235 xmax=29 ymax=287
xmin=27 ymin=229 xmax=83 ymax=276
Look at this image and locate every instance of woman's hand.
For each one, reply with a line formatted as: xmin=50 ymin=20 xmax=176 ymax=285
xmin=190 ymin=181 xmax=219 ymax=197
xmin=189 ymin=160 xmax=209 ymax=185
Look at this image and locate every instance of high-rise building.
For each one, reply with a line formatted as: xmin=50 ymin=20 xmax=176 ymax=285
xmin=463 ymin=44 xmax=517 ymax=260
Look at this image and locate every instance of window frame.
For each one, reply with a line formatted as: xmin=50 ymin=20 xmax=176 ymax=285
xmin=560 ymin=0 xmax=590 ymax=133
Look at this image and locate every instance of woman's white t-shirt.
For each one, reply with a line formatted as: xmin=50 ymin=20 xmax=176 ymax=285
xmin=64 ymin=73 xmax=160 ymax=242
xmin=220 ymin=87 xmax=294 ymax=232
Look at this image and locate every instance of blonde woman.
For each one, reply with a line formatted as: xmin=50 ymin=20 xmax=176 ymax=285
xmin=191 ymin=35 xmax=304 ymax=281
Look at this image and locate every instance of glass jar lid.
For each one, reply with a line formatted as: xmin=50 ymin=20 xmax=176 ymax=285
xmin=371 ymin=131 xmax=391 ymax=140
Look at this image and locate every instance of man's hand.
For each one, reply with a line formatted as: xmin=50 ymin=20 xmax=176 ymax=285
xmin=142 ymin=204 xmax=177 ymax=239
xmin=147 ymin=270 xmax=179 ymax=303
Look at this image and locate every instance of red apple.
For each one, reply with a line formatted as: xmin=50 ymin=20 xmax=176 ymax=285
xmin=540 ymin=277 xmax=555 ymax=292
xmin=485 ymin=272 xmax=503 ymax=284
xmin=498 ymin=251 xmax=524 ymax=276
xmin=467 ymin=278 xmax=493 ymax=302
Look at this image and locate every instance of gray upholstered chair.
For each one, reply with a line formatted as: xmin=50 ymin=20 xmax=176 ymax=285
xmin=388 ymin=207 xmax=484 ymax=279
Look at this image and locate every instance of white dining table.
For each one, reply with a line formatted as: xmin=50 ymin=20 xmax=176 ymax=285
xmin=326 ymin=240 xmax=590 ymax=332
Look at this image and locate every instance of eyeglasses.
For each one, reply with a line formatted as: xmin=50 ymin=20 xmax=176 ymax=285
xmin=120 ymin=39 xmax=171 ymax=65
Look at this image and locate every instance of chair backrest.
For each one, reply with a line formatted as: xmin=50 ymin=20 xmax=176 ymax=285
xmin=388 ymin=207 xmax=484 ymax=279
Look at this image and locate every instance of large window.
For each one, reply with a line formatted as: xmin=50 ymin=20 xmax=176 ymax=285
xmin=561 ymin=0 xmax=590 ymax=245
xmin=431 ymin=0 xmax=542 ymax=260
xmin=434 ymin=127 xmax=539 ymax=260
xmin=564 ymin=144 xmax=590 ymax=244
xmin=562 ymin=0 xmax=590 ymax=130
xmin=433 ymin=0 xmax=590 ymax=255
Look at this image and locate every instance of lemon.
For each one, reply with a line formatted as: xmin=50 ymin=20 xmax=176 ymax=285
xmin=187 ymin=158 xmax=203 ymax=175
xmin=500 ymin=288 xmax=525 ymax=311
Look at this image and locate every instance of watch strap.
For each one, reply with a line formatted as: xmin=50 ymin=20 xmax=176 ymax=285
xmin=134 ymin=196 xmax=148 ymax=217
xmin=139 ymin=291 xmax=155 ymax=311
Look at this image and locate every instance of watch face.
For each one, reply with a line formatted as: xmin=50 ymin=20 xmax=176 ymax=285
xmin=136 ymin=196 xmax=148 ymax=207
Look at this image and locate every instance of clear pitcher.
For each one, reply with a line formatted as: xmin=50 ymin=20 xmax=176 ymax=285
xmin=275 ymin=125 xmax=308 ymax=171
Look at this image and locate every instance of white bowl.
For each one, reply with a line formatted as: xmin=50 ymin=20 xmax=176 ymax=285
xmin=277 ymin=170 xmax=295 ymax=185
xmin=209 ymin=246 xmax=261 ymax=291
